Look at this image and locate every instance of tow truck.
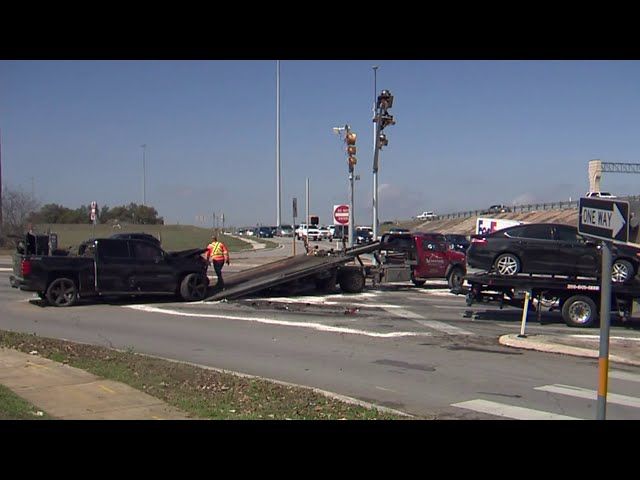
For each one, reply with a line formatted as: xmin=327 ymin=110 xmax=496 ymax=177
xmin=458 ymin=272 xmax=640 ymax=328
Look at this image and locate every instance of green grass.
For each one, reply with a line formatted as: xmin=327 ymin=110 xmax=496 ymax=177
xmin=0 ymin=330 xmax=417 ymax=420
xmin=0 ymin=384 xmax=56 ymax=420
xmin=9 ymin=224 xmax=276 ymax=254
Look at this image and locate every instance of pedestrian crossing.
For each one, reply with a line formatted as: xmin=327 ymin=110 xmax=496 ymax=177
xmin=452 ymin=369 xmax=640 ymax=419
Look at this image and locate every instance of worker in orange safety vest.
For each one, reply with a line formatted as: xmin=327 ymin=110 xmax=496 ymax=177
xmin=205 ymin=234 xmax=230 ymax=290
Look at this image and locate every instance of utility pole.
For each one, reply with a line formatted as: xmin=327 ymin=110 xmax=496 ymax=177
xmin=141 ymin=144 xmax=147 ymax=206
xmin=305 ymin=178 xmax=310 ymax=226
xmin=372 ymin=65 xmax=379 ymax=240
xmin=334 ymin=124 xmax=358 ymax=248
xmin=372 ymin=88 xmax=395 ymax=240
xmin=276 ymin=60 xmax=282 ymax=230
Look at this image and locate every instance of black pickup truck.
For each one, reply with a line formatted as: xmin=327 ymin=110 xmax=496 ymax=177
xmin=9 ymin=234 xmax=209 ymax=306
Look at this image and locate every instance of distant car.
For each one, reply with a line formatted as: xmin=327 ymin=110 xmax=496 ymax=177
xmin=585 ymin=191 xmax=617 ymax=199
xmin=255 ymin=226 xmax=274 ymax=238
xmin=483 ymin=204 xmax=512 ymax=214
xmin=442 ymin=233 xmax=470 ymax=253
xmin=416 ymin=211 xmax=437 ymax=221
xmin=110 ymin=232 xmax=161 ymax=247
xmin=278 ymin=224 xmax=294 ymax=237
xmin=467 ymin=222 xmax=640 ymax=283
xmin=355 ymin=226 xmax=374 ymax=244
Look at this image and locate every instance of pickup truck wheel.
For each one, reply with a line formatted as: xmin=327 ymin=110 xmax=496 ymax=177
xmin=447 ymin=267 xmax=465 ymax=289
xmin=410 ymin=272 xmax=426 ymax=287
xmin=493 ymin=253 xmax=521 ymax=275
xmin=45 ymin=278 xmax=78 ymax=307
xmin=180 ymin=273 xmax=209 ymax=301
xmin=338 ymin=270 xmax=365 ymax=293
xmin=561 ymin=295 xmax=598 ymax=328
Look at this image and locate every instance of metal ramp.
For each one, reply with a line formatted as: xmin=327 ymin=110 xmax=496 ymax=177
xmin=204 ymin=241 xmax=381 ymax=301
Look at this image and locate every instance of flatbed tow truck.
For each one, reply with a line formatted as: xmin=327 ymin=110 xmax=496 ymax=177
xmin=457 ymin=272 xmax=640 ymax=328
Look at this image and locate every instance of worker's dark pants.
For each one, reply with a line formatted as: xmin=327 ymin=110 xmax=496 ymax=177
xmin=212 ymin=260 xmax=225 ymax=289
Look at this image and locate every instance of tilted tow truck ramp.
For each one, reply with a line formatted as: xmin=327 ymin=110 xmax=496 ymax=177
xmin=204 ymin=241 xmax=381 ymax=302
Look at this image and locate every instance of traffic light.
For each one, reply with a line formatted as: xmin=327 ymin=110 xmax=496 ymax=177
xmin=346 ymin=130 xmax=357 ymax=169
xmin=377 ymin=90 xmax=394 ymax=110
xmin=379 ymin=114 xmax=395 ymax=131
xmin=378 ymin=132 xmax=388 ymax=150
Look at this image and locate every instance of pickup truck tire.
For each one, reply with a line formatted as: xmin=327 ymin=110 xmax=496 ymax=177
xmin=447 ymin=267 xmax=465 ymax=290
xmin=410 ymin=271 xmax=426 ymax=287
xmin=493 ymin=253 xmax=521 ymax=275
xmin=561 ymin=295 xmax=598 ymax=328
xmin=45 ymin=277 xmax=78 ymax=307
xmin=179 ymin=273 xmax=209 ymax=301
xmin=338 ymin=269 xmax=365 ymax=293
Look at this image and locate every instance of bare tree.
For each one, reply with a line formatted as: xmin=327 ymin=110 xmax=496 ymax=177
xmin=1 ymin=185 xmax=41 ymax=237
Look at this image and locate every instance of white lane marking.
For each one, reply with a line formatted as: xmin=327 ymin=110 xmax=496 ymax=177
xmin=124 ymin=304 xmax=432 ymax=339
xmin=452 ymin=399 xmax=581 ymax=420
xmin=381 ymin=307 xmax=423 ymax=319
xmin=535 ymin=384 xmax=640 ymax=409
xmin=0 ymin=267 xmax=13 ymax=272
xmin=569 ymin=335 xmax=640 ymax=342
xmin=416 ymin=290 xmax=457 ymax=296
xmin=253 ymin=296 xmax=404 ymax=309
xmin=375 ymin=386 xmax=397 ymax=392
xmin=610 ymin=370 xmax=640 ymax=383
xmin=414 ymin=320 xmax=474 ymax=335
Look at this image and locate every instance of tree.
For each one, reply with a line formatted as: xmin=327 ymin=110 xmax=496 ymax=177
xmin=1 ymin=185 xmax=41 ymax=237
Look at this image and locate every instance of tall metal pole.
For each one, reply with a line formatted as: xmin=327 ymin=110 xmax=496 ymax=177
xmin=141 ymin=144 xmax=147 ymax=205
xmin=276 ymin=60 xmax=282 ymax=229
xmin=305 ymin=177 xmax=310 ymax=226
xmin=597 ymin=241 xmax=613 ymax=420
xmin=0 ymin=128 xmax=3 ymax=236
xmin=349 ymin=167 xmax=355 ymax=248
xmin=372 ymin=66 xmax=379 ymax=240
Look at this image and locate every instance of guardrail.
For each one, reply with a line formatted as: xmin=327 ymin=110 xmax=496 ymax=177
xmin=428 ymin=195 xmax=640 ymax=221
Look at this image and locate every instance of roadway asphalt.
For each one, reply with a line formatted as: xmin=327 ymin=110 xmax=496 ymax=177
xmin=1 ymin=243 xmax=639 ymax=420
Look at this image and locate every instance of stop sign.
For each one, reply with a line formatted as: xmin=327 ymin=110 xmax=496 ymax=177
xmin=333 ymin=204 xmax=349 ymax=225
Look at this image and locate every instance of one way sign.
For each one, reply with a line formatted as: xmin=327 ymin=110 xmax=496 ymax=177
xmin=578 ymin=197 xmax=629 ymax=243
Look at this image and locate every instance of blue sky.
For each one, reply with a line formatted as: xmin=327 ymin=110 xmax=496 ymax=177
xmin=2 ymin=60 xmax=640 ymax=228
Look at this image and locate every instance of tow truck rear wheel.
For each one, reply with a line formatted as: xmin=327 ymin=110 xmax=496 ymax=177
xmin=338 ymin=269 xmax=365 ymax=293
xmin=45 ymin=277 xmax=78 ymax=307
xmin=561 ymin=295 xmax=598 ymax=328
xmin=180 ymin=273 xmax=209 ymax=301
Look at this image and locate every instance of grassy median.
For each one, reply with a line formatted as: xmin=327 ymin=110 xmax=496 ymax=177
xmin=0 ymin=330 xmax=417 ymax=420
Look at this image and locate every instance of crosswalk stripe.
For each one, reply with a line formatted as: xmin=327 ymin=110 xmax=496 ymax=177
xmin=452 ymin=399 xmax=581 ymax=420
xmin=414 ymin=319 xmax=474 ymax=335
xmin=610 ymin=370 xmax=640 ymax=383
xmin=382 ymin=307 xmax=423 ymax=319
xmin=535 ymin=384 xmax=640 ymax=409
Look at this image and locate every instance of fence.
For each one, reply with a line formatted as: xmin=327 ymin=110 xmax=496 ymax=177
xmin=432 ymin=195 xmax=640 ymax=221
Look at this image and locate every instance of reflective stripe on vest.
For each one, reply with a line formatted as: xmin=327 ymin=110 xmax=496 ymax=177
xmin=209 ymin=242 xmax=227 ymax=261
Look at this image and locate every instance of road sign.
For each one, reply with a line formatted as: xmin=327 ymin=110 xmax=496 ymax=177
xmin=333 ymin=204 xmax=349 ymax=225
xmin=292 ymin=198 xmax=298 ymax=218
xmin=578 ymin=197 xmax=629 ymax=243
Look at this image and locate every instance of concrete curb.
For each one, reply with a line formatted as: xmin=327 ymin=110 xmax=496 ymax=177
xmin=499 ymin=334 xmax=639 ymax=366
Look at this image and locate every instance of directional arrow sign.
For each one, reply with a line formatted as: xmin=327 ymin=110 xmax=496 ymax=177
xmin=578 ymin=197 xmax=629 ymax=243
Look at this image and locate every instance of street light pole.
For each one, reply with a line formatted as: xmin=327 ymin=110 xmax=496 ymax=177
xmin=372 ymin=66 xmax=379 ymax=241
xmin=276 ymin=60 xmax=282 ymax=229
xmin=141 ymin=144 xmax=147 ymax=206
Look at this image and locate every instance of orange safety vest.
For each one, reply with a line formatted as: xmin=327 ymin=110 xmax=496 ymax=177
xmin=206 ymin=241 xmax=229 ymax=262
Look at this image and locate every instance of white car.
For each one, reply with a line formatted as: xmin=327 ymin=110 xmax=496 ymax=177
xmin=416 ymin=211 xmax=437 ymax=221
xmin=585 ymin=191 xmax=617 ymax=199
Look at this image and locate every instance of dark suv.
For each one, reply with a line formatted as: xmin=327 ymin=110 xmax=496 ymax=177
xmin=255 ymin=226 xmax=274 ymax=238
